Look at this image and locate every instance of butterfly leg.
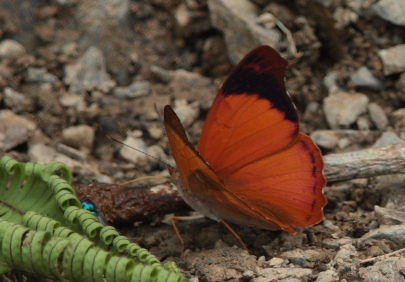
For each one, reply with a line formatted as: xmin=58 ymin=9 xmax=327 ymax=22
xmin=219 ymin=219 xmax=250 ymax=252
xmin=171 ymin=214 xmax=205 ymax=256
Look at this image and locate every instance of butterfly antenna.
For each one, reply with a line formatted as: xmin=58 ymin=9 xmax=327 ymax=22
xmin=106 ymin=134 xmax=172 ymax=168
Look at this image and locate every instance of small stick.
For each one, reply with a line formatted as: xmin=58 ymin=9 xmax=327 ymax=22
xmin=360 ymin=247 xmax=405 ymax=264
xmin=324 ymin=142 xmax=405 ymax=183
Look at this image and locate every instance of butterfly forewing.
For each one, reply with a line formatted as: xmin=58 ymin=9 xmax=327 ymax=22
xmin=165 ymin=45 xmax=327 ymax=233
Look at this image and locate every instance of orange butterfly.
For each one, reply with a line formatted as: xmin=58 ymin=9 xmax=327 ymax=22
xmin=164 ymin=46 xmax=327 ymax=249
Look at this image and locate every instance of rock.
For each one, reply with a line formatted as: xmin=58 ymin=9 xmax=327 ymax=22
xmin=310 ymin=130 xmax=339 ymax=149
xmin=59 ymin=92 xmax=85 ymax=108
xmin=323 ymin=92 xmax=369 ymax=129
xmin=4 ymin=87 xmax=34 ymax=113
xmin=372 ymin=131 xmax=402 ymax=147
xmin=373 ymin=0 xmax=405 ymax=27
xmin=29 ymin=144 xmax=79 ymax=168
xmin=333 ymin=7 xmax=359 ymax=28
xmin=396 ymin=73 xmax=405 ymax=91
xmin=368 ymin=103 xmax=389 ymax=130
xmin=0 ymin=110 xmax=37 ymax=151
xmin=332 ymin=243 xmax=360 ymax=279
xmin=119 ymin=132 xmax=167 ymax=170
xmin=253 ymin=267 xmax=312 ymax=282
xmin=378 ymin=45 xmax=405 ymax=75
xmin=375 ymin=205 xmax=405 ymax=225
xmin=152 ymin=66 xmax=216 ymax=110
xmin=316 ymin=269 xmax=339 ymax=282
xmin=358 ymin=224 xmax=405 ymax=248
xmin=323 ymin=71 xmax=340 ymax=93
xmin=359 ymin=259 xmax=405 ymax=282
xmin=113 ymin=80 xmax=151 ymax=98
xmin=25 ymin=67 xmax=58 ymax=83
xmin=173 ymin=99 xmax=200 ymax=128
xmin=350 ymin=66 xmax=383 ymax=90
xmin=207 ymin=0 xmax=280 ymax=64
xmin=268 ymin=257 xmax=285 ymax=267
xmin=62 ymin=125 xmax=95 ymax=151
xmin=64 ymin=46 xmax=116 ymax=93
xmin=280 ymin=249 xmax=328 ymax=268
xmin=0 ymin=39 xmax=26 ymax=60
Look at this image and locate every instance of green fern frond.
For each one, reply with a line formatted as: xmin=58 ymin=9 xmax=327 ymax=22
xmin=0 ymin=156 xmax=189 ymax=282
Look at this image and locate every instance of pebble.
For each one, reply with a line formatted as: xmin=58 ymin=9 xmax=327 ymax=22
xmin=372 ymin=0 xmax=405 ymax=27
xmin=0 ymin=39 xmax=26 ymax=60
xmin=323 ymin=71 xmax=340 ymax=93
xmin=280 ymin=249 xmax=327 ymax=268
xmin=61 ymin=125 xmax=95 ymax=151
xmin=29 ymin=143 xmax=79 ymax=167
xmin=374 ymin=205 xmax=405 ymax=225
xmin=332 ymin=243 xmax=360 ymax=278
xmin=358 ymin=224 xmax=405 ymax=248
xmin=323 ymin=92 xmax=369 ymax=129
xmin=64 ymin=46 xmax=116 ymax=93
xmin=151 ymin=66 xmax=216 ymax=110
xmin=372 ymin=131 xmax=402 ymax=147
xmin=378 ymin=45 xmax=405 ymax=75
xmin=359 ymin=259 xmax=405 ymax=282
xmin=368 ymin=103 xmax=389 ymax=130
xmin=59 ymin=92 xmax=85 ymax=108
xmin=316 ymin=269 xmax=339 ymax=282
xmin=0 ymin=110 xmax=36 ymax=151
xmin=4 ymin=87 xmax=34 ymax=113
xmin=25 ymin=67 xmax=58 ymax=84
xmin=207 ymin=0 xmax=281 ymax=64
xmin=350 ymin=66 xmax=383 ymax=90
xmin=310 ymin=130 xmax=339 ymax=149
xmin=268 ymin=257 xmax=284 ymax=267
xmin=173 ymin=99 xmax=200 ymax=128
xmin=113 ymin=80 xmax=151 ymax=98
xmin=253 ymin=267 xmax=312 ymax=282
xmin=395 ymin=73 xmax=405 ymax=90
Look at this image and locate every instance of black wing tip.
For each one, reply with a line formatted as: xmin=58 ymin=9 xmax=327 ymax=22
xmin=220 ymin=45 xmax=297 ymax=123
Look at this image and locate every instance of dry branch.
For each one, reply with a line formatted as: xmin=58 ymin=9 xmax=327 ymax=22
xmin=324 ymin=142 xmax=405 ymax=183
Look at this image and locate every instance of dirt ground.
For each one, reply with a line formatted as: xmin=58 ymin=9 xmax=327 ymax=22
xmin=1 ymin=0 xmax=405 ymax=281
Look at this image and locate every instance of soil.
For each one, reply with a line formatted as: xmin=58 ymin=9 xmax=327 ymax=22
xmin=1 ymin=0 xmax=405 ymax=281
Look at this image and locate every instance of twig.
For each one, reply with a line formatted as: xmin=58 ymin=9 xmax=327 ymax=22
xmin=360 ymin=247 xmax=405 ymax=264
xmin=324 ymin=142 xmax=405 ymax=183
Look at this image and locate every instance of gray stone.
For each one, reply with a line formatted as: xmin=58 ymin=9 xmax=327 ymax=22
xmin=310 ymin=130 xmax=339 ymax=149
xmin=26 ymin=67 xmax=58 ymax=84
xmin=375 ymin=205 xmax=405 ymax=225
xmin=253 ymin=267 xmax=312 ymax=282
xmin=350 ymin=66 xmax=383 ymax=90
xmin=4 ymin=87 xmax=34 ymax=113
xmin=64 ymin=46 xmax=116 ymax=93
xmin=207 ymin=0 xmax=281 ymax=64
xmin=323 ymin=71 xmax=340 ymax=93
xmin=323 ymin=92 xmax=369 ymax=129
xmin=359 ymin=259 xmax=405 ymax=282
xmin=113 ymin=81 xmax=151 ymax=98
xmin=368 ymin=103 xmax=389 ymax=130
xmin=358 ymin=224 xmax=405 ymax=248
xmin=373 ymin=0 xmax=405 ymax=27
xmin=316 ymin=269 xmax=339 ymax=282
xmin=172 ymin=99 xmax=200 ymax=128
xmin=373 ymin=131 xmax=402 ymax=147
xmin=378 ymin=45 xmax=405 ymax=75
xmin=332 ymin=243 xmax=360 ymax=278
xmin=395 ymin=72 xmax=405 ymax=90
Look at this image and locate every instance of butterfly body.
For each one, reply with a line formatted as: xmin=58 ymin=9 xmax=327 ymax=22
xmin=164 ymin=46 xmax=326 ymax=233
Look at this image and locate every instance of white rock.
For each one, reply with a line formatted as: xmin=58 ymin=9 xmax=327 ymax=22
xmin=373 ymin=0 xmax=405 ymax=27
xmin=207 ymin=0 xmax=281 ymax=64
xmin=62 ymin=125 xmax=95 ymax=151
xmin=316 ymin=269 xmax=339 ymax=282
xmin=378 ymin=45 xmax=405 ymax=75
xmin=64 ymin=46 xmax=116 ymax=93
xmin=323 ymin=92 xmax=369 ymax=129
xmin=0 ymin=39 xmax=26 ymax=59
xmin=350 ymin=66 xmax=383 ymax=90
xmin=368 ymin=103 xmax=389 ymax=130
